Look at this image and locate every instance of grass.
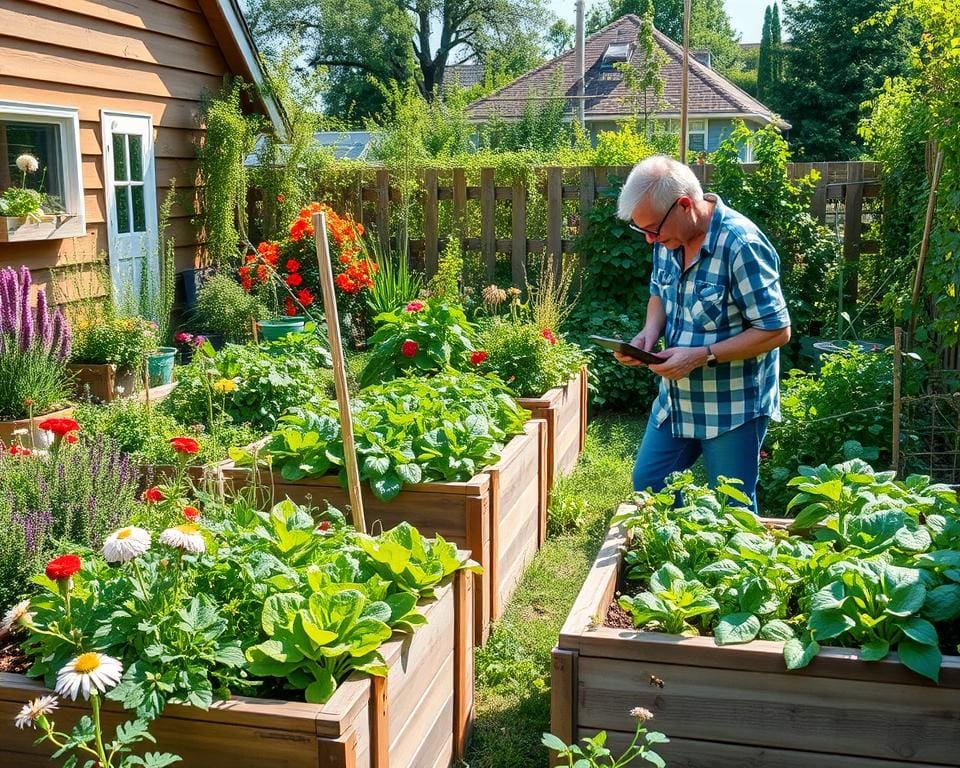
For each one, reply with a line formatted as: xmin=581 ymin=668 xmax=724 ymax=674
xmin=460 ymin=411 xmax=645 ymax=768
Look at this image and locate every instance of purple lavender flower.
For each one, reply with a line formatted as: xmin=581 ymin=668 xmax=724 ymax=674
xmin=17 ymin=266 xmax=33 ymax=352
xmin=0 ymin=268 xmax=18 ymax=338
xmin=52 ymin=309 xmax=71 ymax=362
xmin=35 ymin=289 xmax=52 ymax=353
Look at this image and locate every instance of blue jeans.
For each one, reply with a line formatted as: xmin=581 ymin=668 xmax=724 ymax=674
xmin=632 ymin=414 xmax=769 ymax=513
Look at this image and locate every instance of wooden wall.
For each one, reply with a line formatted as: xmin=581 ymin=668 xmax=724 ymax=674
xmin=0 ymin=0 xmax=257 ymax=303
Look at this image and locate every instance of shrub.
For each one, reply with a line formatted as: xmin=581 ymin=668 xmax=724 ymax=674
xmin=192 ymin=274 xmax=266 ymax=341
xmin=71 ymin=314 xmax=158 ymax=371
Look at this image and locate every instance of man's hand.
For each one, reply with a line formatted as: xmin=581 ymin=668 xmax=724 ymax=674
xmin=648 ymin=347 xmax=708 ymax=380
xmin=613 ymin=330 xmax=659 ymax=367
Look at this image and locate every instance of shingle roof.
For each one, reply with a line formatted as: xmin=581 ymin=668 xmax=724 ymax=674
xmin=466 ymin=15 xmax=788 ymax=129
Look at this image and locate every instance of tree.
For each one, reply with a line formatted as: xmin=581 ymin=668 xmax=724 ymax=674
xmin=615 ymin=3 xmax=667 ymax=129
xmin=775 ymin=0 xmax=916 ymax=159
xmin=546 ymin=19 xmax=575 ymax=56
xmin=246 ymin=0 xmax=547 ymax=121
xmin=757 ymin=6 xmax=772 ymax=101
xmin=770 ymin=3 xmax=783 ymax=82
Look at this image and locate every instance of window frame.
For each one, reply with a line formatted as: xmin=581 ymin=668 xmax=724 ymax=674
xmin=687 ymin=118 xmax=708 ymax=153
xmin=0 ymin=100 xmax=85 ymax=239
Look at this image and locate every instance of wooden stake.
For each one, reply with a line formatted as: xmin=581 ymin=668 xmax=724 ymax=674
xmin=251 ymin=316 xmax=259 ymax=344
xmin=142 ymin=356 xmax=151 ymax=417
xmin=313 ymin=211 xmax=366 ymax=532
xmin=679 ymin=0 xmax=691 ymax=165
xmin=908 ymin=148 xmax=944 ymax=344
xmin=892 ymin=326 xmax=902 ymax=474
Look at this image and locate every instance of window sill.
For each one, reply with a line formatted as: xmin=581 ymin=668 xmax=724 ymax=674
xmin=0 ymin=214 xmax=84 ymax=242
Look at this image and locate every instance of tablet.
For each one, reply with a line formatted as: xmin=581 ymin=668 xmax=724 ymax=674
xmin=588 ymin=335 xmax=667 ymax=365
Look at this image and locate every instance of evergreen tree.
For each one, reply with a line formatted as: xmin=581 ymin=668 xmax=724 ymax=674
xmin=757 ymin=6 xmax=772 ymax=101
xmin=770 ymin=3 xmax=783 ymax=83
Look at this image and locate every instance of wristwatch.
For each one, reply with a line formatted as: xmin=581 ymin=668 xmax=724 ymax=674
xmin=705 ymin=345 xmax=718 ymax=368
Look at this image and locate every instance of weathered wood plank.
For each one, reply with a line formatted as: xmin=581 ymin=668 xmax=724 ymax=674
xmin=480 ymin=167 xmax=495 ymax=281
xmin=423 ymin=167 xmax=439 ymax=276
xmin=550 ymin=648 xmax=577 ymax=768
xmin=511 ymin=179 xmax=527 ymax=288
xmin=546 ymin=167 xmax=562 ymax=278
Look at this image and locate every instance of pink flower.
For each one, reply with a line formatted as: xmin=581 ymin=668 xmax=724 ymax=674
xmin=405 ymin=301 xmax=424 ymax=313
xmin=175 ymin=332 xmax=193 ymax=344
xmin=541 ymin=328 xmax=557 ymax=345
xmin=401 ymin=340 xmax=419 ymax=358
xmin=192 ymin=335 xmax=207 ymax=347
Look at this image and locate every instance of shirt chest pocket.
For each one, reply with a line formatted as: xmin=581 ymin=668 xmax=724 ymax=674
xmin=686 ymin=279 xmax=727 ymax=331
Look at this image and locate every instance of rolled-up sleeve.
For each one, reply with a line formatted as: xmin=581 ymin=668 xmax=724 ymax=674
xmin=730 ymin=239 xmax=791 ymax=330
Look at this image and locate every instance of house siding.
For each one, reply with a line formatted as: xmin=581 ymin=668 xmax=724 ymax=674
xmin=0 ymin=0 xmax=244 ymax=303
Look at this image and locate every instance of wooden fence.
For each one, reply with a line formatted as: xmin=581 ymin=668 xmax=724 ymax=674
xmin=252 ymin=161 xmax=882 ymax=297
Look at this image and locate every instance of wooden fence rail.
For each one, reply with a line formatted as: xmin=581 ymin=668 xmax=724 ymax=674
xmin=251 ymin=161 xmax=882 ymax=296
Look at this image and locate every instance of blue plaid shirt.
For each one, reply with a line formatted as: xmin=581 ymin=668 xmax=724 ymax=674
xmin=649 ymin=195 xmax=790 ymax=439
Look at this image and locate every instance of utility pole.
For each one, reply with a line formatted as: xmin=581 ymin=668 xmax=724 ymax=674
xmin=575 ymin=0 xmax=585 ymax=131
xmin=679 ymin=0 xmax=691 ymax=163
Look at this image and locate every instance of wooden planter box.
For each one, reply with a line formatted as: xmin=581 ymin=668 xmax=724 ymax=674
xmin=551 ymin=509 xmax=960 ymax=768
xmin=0 ymin=405 xmax=74 ymax=450
xmin=517 ymin=366 xmax=588 ymax=498
xmin=222 ymin=418 xmax=548 ymax=645
xmin=67 ymin=363 xmax=138 ymax=403
xmin=0 ymin=569 xmax=474 ymax=768
xmin=0 ymin=213 xmax=77 ymax=242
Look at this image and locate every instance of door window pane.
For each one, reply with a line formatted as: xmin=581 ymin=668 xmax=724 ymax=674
xmin=115 ymin=187 xmax=130 ymax=233
xmin=129 ymin=134 xmax=143 ymax=181
xmin=112 ymin=133 xmax=127 ymax=182
xmin=131 ymin=185 xmax=146 ymax=232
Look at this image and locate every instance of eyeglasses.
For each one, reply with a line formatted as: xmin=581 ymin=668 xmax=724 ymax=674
xmin=629 ymin=198 xmax=680 ymax=239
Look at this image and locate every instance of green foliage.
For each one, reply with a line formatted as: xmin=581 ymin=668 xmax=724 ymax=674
xmin=0 ymin=438 xmax=139 ymax=612
xmin=759 ymin=348 xmax=921 ymax=513
xmin=475 ymin=321 xmax=587 ymax=397
xmin=615 ymin=464 xmax=960 ymax=682
xmin=359 ymin=299 xmax=476 ymax=387
xmin=365 ymin=238 xmax=424 ymax=318
xmin=569 ymin=194 xmax=659 ymax=409
xmin=709 ymin=123 xmax=840 ymax=334
xmin=0 ymin=346 xmax=71 ymax=421
xmin=71 ymin=315 xmax=159 ymax=371
xmin=773 ymin=0 xmax=915 ymax=160
xmin=542 ymin=717 xmax=669 ymax=768
xmin=0 ymin=186 xmax=44 ymax=218
xmin=196 ymin=79 xmax=262 ymax=266
xmin=163 ymin=342 xmax=327 ymax=432
xmin=192 ymin=274 xmax=267 ymax=340
xmin=480 ymin=70 xmax=572 ymax=153
xmin=243 ymin=371 xmax=529 ymax=500
xmin=427 ymin=236 xmax=464 ymax=301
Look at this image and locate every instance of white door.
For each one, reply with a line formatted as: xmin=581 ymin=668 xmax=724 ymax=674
xmin=101 ymin=112 xmax=159 ymax=307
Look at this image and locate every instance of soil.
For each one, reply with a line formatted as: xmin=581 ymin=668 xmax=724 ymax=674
xmin=0 ymin=631 xmax=29 ymax=674
xmin=605 ymin=598 xmax=635 ymax=629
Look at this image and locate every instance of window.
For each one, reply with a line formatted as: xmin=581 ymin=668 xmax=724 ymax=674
xmin=687 ymin=119 xmax=707 ymax=153
xmin=0 ymin=101 xmax=85 ymax=239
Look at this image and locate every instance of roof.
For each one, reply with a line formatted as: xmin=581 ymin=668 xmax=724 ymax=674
xmin=197 ymin=0 xmax=285 ymax=135
xmin=443 ymin=63 xmax=486 ymax=92
xmin=244 ymin=131 xmax=381 ymax=167
xmin=466 ymin=15 xmax=788 ymax=129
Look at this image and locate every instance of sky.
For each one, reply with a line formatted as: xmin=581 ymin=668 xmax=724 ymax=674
xmin=548 ymin=0 xmax=771 ymax=44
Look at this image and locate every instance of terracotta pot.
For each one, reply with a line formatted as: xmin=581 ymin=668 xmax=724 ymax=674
xmin=0 ymin=406 xmax=75 ymax=450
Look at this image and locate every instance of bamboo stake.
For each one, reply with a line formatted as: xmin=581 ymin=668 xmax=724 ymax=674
xmin=679 ymin=0 xmax=691 ymax=164
xmin=251 ymin=316 xmax=259 ymax=344
xmin=892 ymin=326 xmax=902 ymax=474
xmin=313 ymin=211 xmax=366 ymax=531
xmin=908 ymin=148 xmax=944 ymax=343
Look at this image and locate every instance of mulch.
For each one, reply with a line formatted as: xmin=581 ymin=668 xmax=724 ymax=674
xmin=0 ymin=631 xmax=29 ymax=674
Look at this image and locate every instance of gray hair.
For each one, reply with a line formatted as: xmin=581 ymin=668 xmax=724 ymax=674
xmin=616 ymin=155 xmax=704 ymax=221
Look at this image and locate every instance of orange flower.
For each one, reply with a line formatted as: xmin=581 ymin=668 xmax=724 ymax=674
xmin=256 ymin=264 xmax=269 ymax=284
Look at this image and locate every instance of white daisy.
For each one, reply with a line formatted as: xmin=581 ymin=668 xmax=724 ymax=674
xmin=14 ymin=695 xmax=58 ymax=729
xmin=159 ymin=524 xmax=205 ymax=554
xmin=15 ymin=154 xmax=39 ymax=174
xmin=55 ymin=652 xmax=123 ymax=700
xmin=102 ymin=526 xmax=151 ymax=563
xmin=1 ymin=599 xmax=34 ymax=636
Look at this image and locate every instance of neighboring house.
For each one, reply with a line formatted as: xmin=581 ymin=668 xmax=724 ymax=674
xmin=245 ymin=131 xmax=381 ymax=167
xmin=0 ymin=0 xmax=282 ymax=305
xmin=466 ymin=15 xmax=789 ymax=160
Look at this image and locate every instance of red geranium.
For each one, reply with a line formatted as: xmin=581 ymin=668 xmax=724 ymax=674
xmin=64 ymin=433 xmax=78 ymax=444
xmin=286 ymin=272 xmax=303 ymax=288
xmin=45 ymin=554 xmax=82 ymax=581
xmin=541 ymin=328 xmax=558 ymax=345
xmin=317 ymin=521 xmax=331 ymax=533
xmin=183 ymin=506 xmax=200 ymax=521
xmin=284 ymin=296 xmax=298 ymax=316
xmin=169 ymin=436 xmax=200 ymax=455
xmin=401 ymin=340 xmax=419 ymax=358
xmin=38 ymin=418 xmax=80 ymax=437
xmin=470 ymin=350 xmax=488 ymax=365
xmin=405 ymin=301 xmax=424 ymax=312
xmin=297 ymin=288 xmax=314 ymax=307
xmin=286 ymin=259 xmax=301 ymax=273
xmin=143 ymin=487 xmax=165 ymax=503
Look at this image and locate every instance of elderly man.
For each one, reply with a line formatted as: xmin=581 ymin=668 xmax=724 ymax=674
xmin=613 ymin=155 xmax=791 ymax=511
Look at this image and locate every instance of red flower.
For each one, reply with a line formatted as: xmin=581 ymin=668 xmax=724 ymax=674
xmin=241 ymin=277 xmax=253 ymax=292
xmin=183 ymin=506 xmax=200 ymax=521
xmin=65 ymin=433 xmax=78 ymax=444
xmin=541 ymin=328 xmax=557 ymax=345
xmin=289 ymin=218 xmax=312 ymax=242
xmin=276 ymin=194 xmax=285 ymax=202
xmin=405 ymin=301 xmax=424 ymax=313
xmin=401 ymin=340 xmax=419 ymax=358
xmin=286 ymin=259 xmax=301 ymax=273
xmin=256 ymin=264 xmax=270 ymax=284
xmin=284 ymin=296 xmax=298 ymax=316
xmin=170 ymin=436 xmax=200 ymax=455
xmin=38 ymin=418 xmax=80 ymax=437
xmin=45 ymin=554 xmax=82 ymax=581
xmin=143 ymin=487 xmax=165 ymax=503
xmin=317 ymin=521 xmax=331 ymax=532
xmin=339 ymin=253 xmax=352 ymax=265
xmin=470 ymin=350 xmax=488 ymax=365
xmin=297 ymin=288 xmax=314 ymax=307
xmin=286 ymin=272 xmax=303 ymax=287
xmin=8 ymin=444 xmax=21 ymax=456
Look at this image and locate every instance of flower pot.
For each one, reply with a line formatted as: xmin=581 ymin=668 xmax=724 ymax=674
xmin=257 ymin=317 xmax=305 ymax=341
xmin=0 ymin=213 xmax=77 ymax=243
xmin=0 ymin=405 xmax=75 ymax=450
xmin=66 ymin=363 xmax=137 ymax=403
xmin=146 ymin=347 xmax=177 ymax=387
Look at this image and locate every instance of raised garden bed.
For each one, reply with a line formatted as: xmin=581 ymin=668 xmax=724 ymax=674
xmin=0 ymin=568 xmax=474 ymax=768
xmin=67 ymin=363 xmax=138 ymax=403
xmin=222 ymin=418 xmax=548 ymax=645
xmin=0 ymin=405 xmax=75 ymax=450
xmin=551 ymin=510 xmax=960 ymax=768
xmin=517 ymin=366 xmax=588 ymax=498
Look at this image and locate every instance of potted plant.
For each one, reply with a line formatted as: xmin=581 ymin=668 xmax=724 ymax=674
xmin=189 ymin=273 xmax=266 ymax=346
xmin=0 ymin=153 xmax=73 ymax=242
xmin=68 ymin=315 xmax=158 ymax=402
xmin=0 ymin=266 xmax=73 ymax=449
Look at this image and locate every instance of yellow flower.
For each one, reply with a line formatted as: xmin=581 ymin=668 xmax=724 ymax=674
xmin=212 ymin=378 xmax=237 ymax=394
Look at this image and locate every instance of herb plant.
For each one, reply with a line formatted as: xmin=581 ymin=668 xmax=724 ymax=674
xmin=71 ymin=315 xmax=159 ymax=371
